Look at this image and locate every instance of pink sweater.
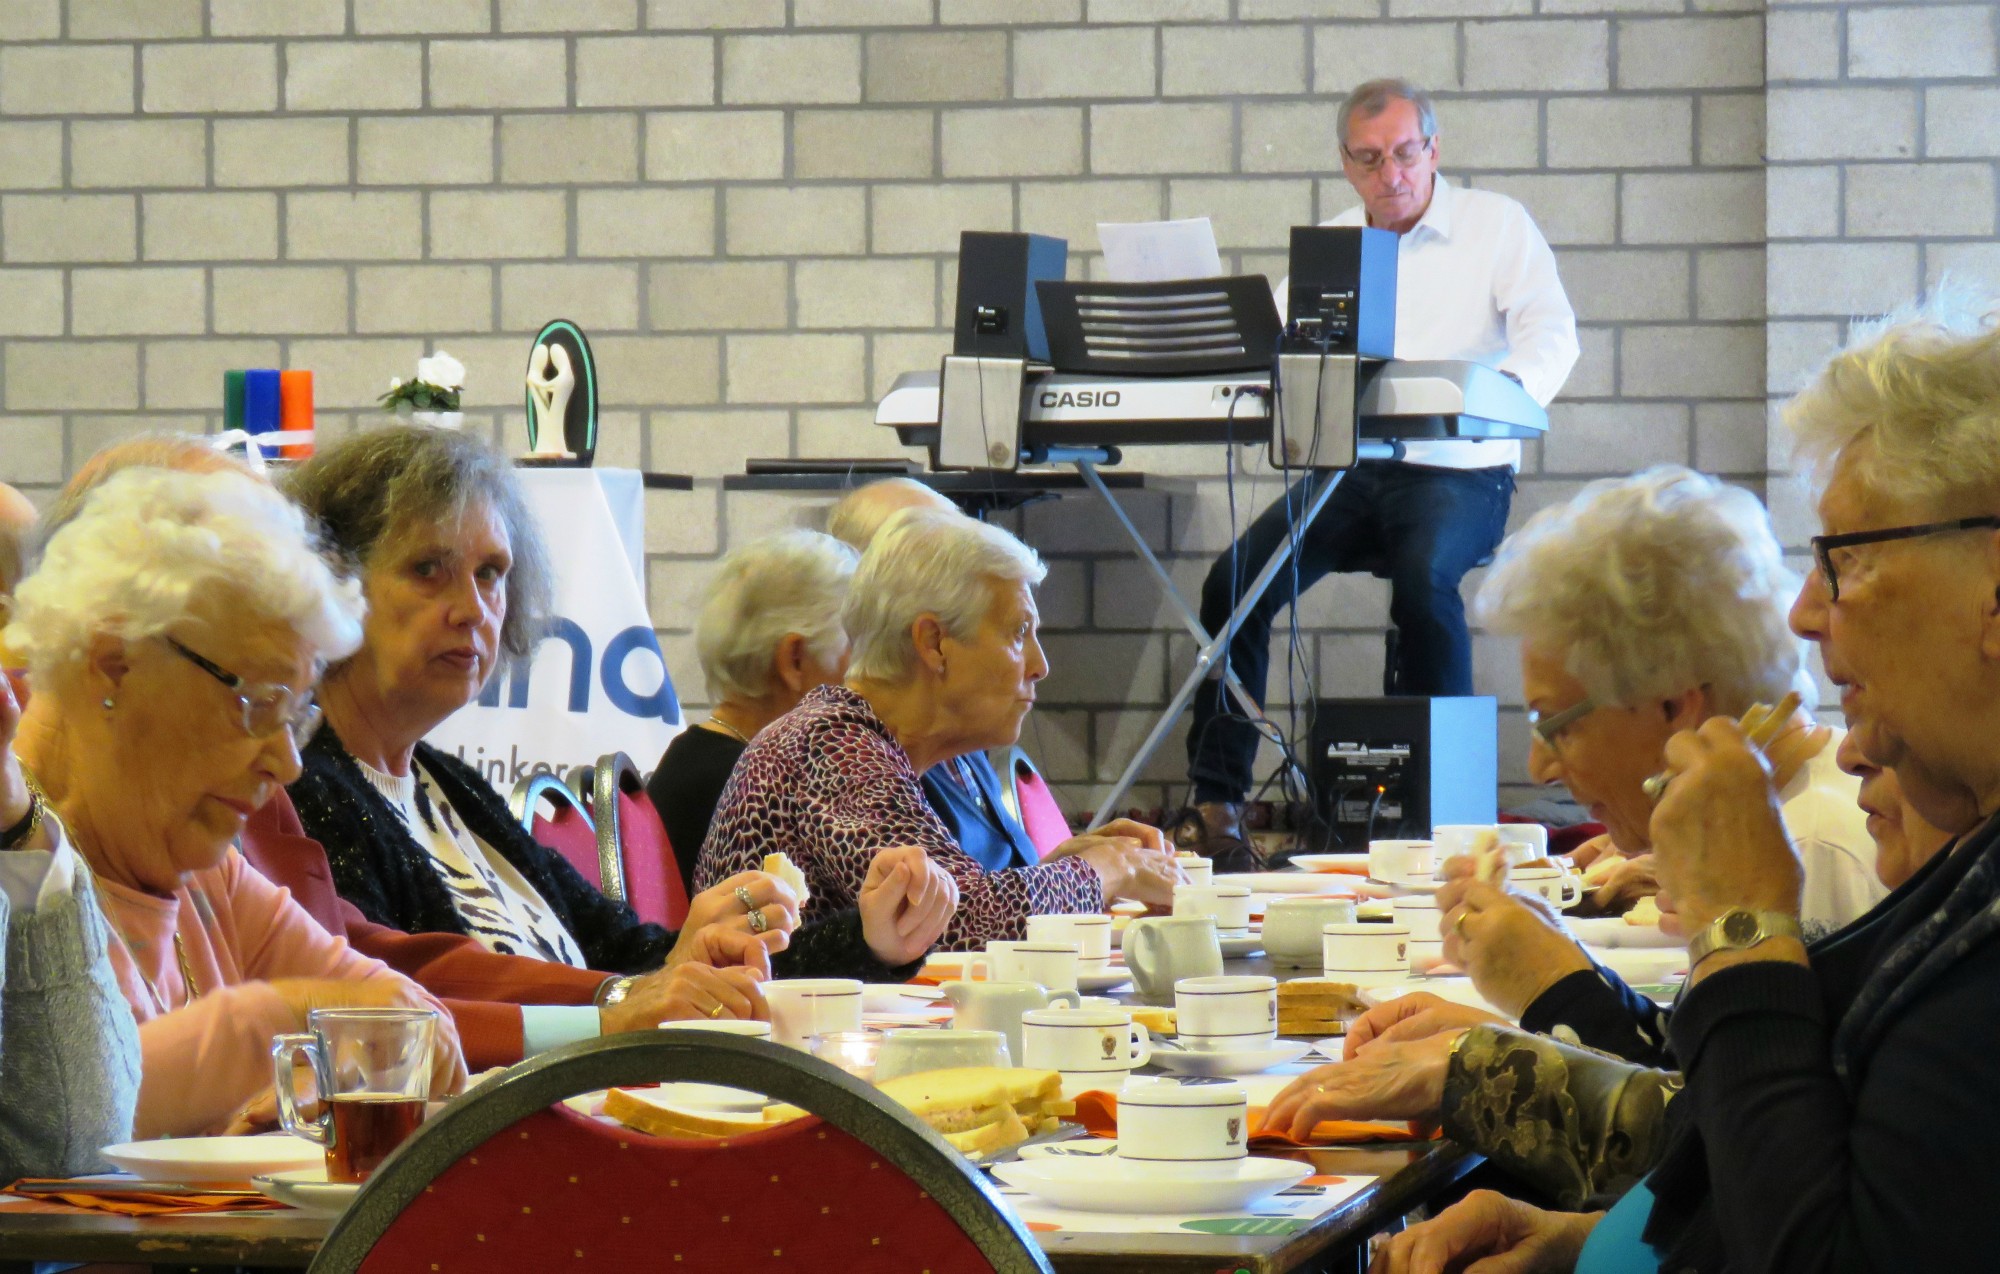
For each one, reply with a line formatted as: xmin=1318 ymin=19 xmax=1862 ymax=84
xmin=97 ymin=848 xmax=468 ymax=1139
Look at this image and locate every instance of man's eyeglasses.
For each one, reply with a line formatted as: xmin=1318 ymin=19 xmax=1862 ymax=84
xmin=1809 ymin=517 xmax=2000 ymax=601
xmin=163 ymin=635 xmax=323 ymax=744
xmin=1528 ymin=697 xmax=1596 ymax=750
xmin=1342 ymin=136 xmax=1434 ymax=174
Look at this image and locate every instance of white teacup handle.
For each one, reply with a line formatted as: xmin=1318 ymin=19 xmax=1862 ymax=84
xmin=1126 ymin=1024 xmax=1152 ymax=1068
xmin=1556 ymin=876 xmax=1582 ymax=908
xmin=1046 ymin=989 xmax=1081 ymax=1009
xmin=963 ymin=956 xmax=994 ymax=982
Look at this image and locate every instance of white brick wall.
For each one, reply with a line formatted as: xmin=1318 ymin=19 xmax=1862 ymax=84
xmin=0 ymin=2 xmax=1974 ymax=817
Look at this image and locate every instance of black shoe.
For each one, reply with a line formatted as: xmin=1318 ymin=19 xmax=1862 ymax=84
xmin=1167 ymin=802 xmax=1265 ymax=874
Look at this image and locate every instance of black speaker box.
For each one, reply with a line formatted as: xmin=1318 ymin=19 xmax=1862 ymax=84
xmin=952 ymin=231 xmax=1068 ymax=363
xmin=1285 ymin=226 xmax=1398 ymax=359
xmin=1308 ymin=696 xmax=1496 ymax=846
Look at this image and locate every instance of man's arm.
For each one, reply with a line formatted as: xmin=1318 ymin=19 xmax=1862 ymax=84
xmin=1492 ymin=202 xmax=1579 ymax=407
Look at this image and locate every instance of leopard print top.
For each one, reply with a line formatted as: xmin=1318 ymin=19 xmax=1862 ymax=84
xmin=695 ymin=685 xmax=1103 ymax=951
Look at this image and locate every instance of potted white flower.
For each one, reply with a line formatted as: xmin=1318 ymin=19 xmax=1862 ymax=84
xmin=379 ymin=351 xmax=466 ymax=428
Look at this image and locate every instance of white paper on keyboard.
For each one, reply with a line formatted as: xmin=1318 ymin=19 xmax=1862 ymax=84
xmin=1098 ymin=217 xmax=1224 ymax=283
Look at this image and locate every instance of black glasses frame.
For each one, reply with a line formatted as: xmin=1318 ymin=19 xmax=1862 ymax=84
xmin=1809 ymin=517 xmax=2000 ymax=601
xmin=162 ymin=635 xmax=321 ymax=742
xmin=1340 ymin=135 xmax=1435 ymax=174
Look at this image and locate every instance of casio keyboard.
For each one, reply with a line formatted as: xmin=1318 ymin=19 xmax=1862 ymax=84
xmin=873 ymin=358 xmax=1546 ymax=454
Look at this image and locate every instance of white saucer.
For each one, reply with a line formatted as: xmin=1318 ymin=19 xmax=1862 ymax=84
xmin=251 ymin=1165 xmax=361 ymax=1214
xmin=1218 ymin=933 xmax=1264 ymax=958
xmin=1150 ymin=1039 xmax=1309 ymax=1077
xmin=101 ymin=1135 xmax=324 ymax=1184
xmin=1368 ymin=874 xmax=1440 ymax=895
xmin=1077 ymin=969 xmax=1133 ymax=993
xmin=992 ymin=1154 xmax=1310 ymax=1213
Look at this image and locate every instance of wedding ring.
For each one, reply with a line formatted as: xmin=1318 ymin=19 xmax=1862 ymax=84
xmin=747 ymin=906 xmax=769 ymax=934
xmin=1452 ymin=911 xmax=1470 ymax=939
xmin=708 ymin=1002 xmax=727 ymax=1018
xmin=734 ymin=885 xmax=756 ymax=912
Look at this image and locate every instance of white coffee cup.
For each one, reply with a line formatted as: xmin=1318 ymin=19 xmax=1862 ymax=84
xmin=1175 ymin=854 xmax=1214 ymax=886
xmin=1026 ymin=914 xmax=1114 ymax=968
xmin=1323 ymin=923 xmax=1410 ymax=974
xmin=1174 ymin=974 xmax=1277 ymax=1050
xmin=1172 ymin=884 xmax=1252 ymax=935
xmin=1021 ymin=1007 xmax=1151 ymax=1077
xmin=1124 ymin=915 xmax=1224 ymax=1006
xmin=940 ymin=980 xmax=1079 ymax=1062
xmin=1513 ymin=866 xmax=1583 ymax=909
xmin=1368 ymin=839 xmax=1435 ymax=882
xmin=1497 ymin=823 xmax=1550 ymax=860
xmin=765 ymin=978 xmax=864 ymax=1048
xmin=658 ymin=1018 xmax=773 ymax=1039
xmin=1116 ymin=1077 xmax=1249 ymax=1162
xmin=1390 ymin=895 xmax=1443 ymax=942
xmin=1003 ymin=941 xmax=1082 ymax=992
xmin=1262 ymin=896 xmax=1358 ymax=967
xmin=874 ymin=1028 xmax=1011 ymax=1082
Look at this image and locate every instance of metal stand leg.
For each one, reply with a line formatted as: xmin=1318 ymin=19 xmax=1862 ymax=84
xmin=1084 ymin=466 xmax=1351 ymax=827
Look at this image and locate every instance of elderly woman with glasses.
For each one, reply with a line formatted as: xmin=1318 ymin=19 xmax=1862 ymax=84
xmin=4 ymin=467 xmax=465 ymax=1138
xmin=283 ymin=426 xmax=950 ymax=995
xmin=697 ymin=509 xmax=1182 ymax=950
xmin=1293 ymin=303 xmax=2000 ymax=1273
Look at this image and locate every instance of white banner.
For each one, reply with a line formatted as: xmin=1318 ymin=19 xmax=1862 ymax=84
xmin=425 ymin=468 xmax=681 ymax=791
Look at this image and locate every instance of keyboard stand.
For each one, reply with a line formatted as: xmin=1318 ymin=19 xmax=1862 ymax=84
xmin=1044 ymin=441 xmax=1399 ymax=826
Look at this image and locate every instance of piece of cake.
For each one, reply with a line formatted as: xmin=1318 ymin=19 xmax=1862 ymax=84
xmin=1277 ymin=977 xmax=1369 ymax=1036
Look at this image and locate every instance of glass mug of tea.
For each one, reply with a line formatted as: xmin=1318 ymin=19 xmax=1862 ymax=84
xmin=272 ymin=1007 xmax=437 ymax=1183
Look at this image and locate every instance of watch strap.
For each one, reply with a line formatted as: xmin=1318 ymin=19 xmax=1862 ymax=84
xmin=1689 ymin=908 xmax=1803 ymax=969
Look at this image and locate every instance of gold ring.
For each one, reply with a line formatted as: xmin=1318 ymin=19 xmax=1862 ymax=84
xmin=709 ymin=1003 xmax=727 ymax=1018
xmin=1453 ymin=912 xmax=1470 ymax=939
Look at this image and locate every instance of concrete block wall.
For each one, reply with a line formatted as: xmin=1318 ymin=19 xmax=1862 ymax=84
xmin=0 ymin=0 xmax=1965 ymax=820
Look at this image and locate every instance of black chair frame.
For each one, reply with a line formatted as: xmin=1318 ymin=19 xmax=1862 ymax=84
xmin=310 ymin=1031 xmax=1052 ymax=1274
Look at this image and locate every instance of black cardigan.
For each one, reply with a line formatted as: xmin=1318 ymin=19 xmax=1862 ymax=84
xmin=289 ymin=724 xmax=908 ymax=981
xmin=1641 ymin=810 xmax=2000 ymax=1272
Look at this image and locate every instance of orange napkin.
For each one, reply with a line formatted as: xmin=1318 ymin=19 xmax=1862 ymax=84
xmin=1069 ymin=1091 xmax=1424 ymax=1147
xmin=6 ymin=1178 xmax=288 ymax=1216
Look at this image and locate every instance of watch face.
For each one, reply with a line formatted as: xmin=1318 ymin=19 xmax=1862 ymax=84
xmin=1721 ymin=910 xmax=1761 ymax=945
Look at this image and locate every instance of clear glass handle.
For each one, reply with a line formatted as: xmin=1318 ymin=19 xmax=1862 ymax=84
xmin=271 ymin=1032 xmax=334 ymax=1148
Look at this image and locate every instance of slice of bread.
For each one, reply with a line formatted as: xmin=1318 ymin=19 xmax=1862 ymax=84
xmin=605 ymin=1087 xmax=790 ymax=1139
xmin=1278 ymin=1014 xmax=1350 ymax=1037
xmin=761 ymin=852 xmax=810 ymax=905
xmin=940 ymin=1103 xmax=1029 ymax=1157
xmin=1129 ymin=1006 xmax=1177 ymax=1034
xmin=1277 ymin=978 xmax=1368 ymax=1011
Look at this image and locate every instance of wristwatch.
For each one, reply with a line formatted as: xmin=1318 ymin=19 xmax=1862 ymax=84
xmin=1688 ymin=908 xmax=1803 ymax=970
xmin=596 ymin=975 xmax=640 ymax=1009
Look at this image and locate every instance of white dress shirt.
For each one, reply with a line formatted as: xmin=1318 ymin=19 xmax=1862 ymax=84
xmin=1315 ymin=176 xmax=1579 ymax=471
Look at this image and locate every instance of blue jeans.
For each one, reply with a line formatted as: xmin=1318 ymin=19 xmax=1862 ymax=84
xmin=1186 ymin=461 xmax=1514 ymax=805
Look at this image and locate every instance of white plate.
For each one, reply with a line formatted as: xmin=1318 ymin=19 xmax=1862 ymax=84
xmin=1568 ymin=917 xmax=1682 ymax=949
xmin=638 ymin=1082 xmax=768 ymax=1114
xmin=1368 ymin=874 xmax=1440 ymax=895
xmin=1150 ymin=1040 xmax=1309 ymax=1077
xmin=1215 ymin=872 xmax=1353 ymax=896
xmin=1218 ymin=933 xmax=1264 ymax=958
xmin=993 ymin=1154 xmax=1310 ymax=1213
xmin=1018 ymin=1137 xmax=1120 ymax=1160
xmin=1078 ymin=969 xmax=1133 ymax=993
xmin=1287 ymin=854 xmax=1368 ymax=873
xmin=100 ymin=1135 xmax=324 ymax=1184
xmin=251 ymin=1165 xmax=361 ymax=1214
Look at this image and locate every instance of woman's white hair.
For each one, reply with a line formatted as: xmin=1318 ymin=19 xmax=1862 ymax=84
xmin=1473 ymin=465 xmax=1809 ymax=715
xmin=4 ymin=467 xmax=364 ymax=688
xmin=697 ymin=530 xmax=858 ymax=702
xmin=1786 ymin=289 xmax=2000 ymax=514
xmin=844 ymin=509 xmax=1047 ymax=682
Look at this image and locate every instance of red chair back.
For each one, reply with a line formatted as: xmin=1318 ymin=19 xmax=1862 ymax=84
xmin=510 ymin=774 xmax=613 ymax=898
xmin=349 ymin=1104 xmax=999 ymax=1274
xmin=1010 ymin=752 xmax=1073 ymax=859
xmin=594 ymin=752 xmax=690 ymax=931
xmin=312 ymin=1032 xmax=1049 ymax=1274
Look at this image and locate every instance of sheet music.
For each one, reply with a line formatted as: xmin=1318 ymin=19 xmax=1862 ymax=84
xmin=1097 ymin=217 xmax=1224 ymax=283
